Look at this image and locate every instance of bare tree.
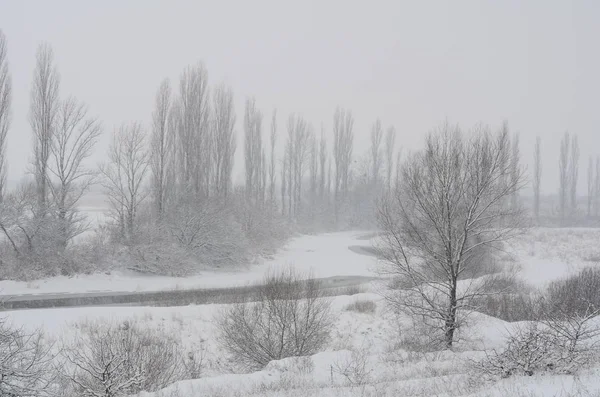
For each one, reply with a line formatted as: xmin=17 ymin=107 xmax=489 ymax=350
xmin=333 ymin=108 xmax=354 ymax=223
xmin=269 ymin=110 xmax=277 ymax=207
xmin=569 ymin=134 xmax=579 ymax=217
xmin=285 ymin=114 xmax=312 ymax=219
xmin=558 ymin=132 xmax=570 ymax=225
xmin=533 ymin=136 xmax=541 ymax=222
xmin=49 ymin=97 xmax=101 ymax=248
xmin=319 ymin=129 xmax=327 ymax=201
xmin=588 ymin=156 xmax=594 ymax=218
xmin=173 ymin=63 xmax=210 ymax=198
xmin=384 ymin=126 xmax=396 ymax=191
xmin=370 ymin=119 xmax=383 ymax=185
xmin=0 ymin=30 xmax=10 ymax=202
xmin=29 ymin=43 xmax=60 ymax=215
xmin=378 ymin=123 xmax=526 ymax=348
xmin=100 ymin=123 xmax=149 ymax=242
xmin=244 ymin=98 xmax=263 ymax=205
xmin=595 ymin=157 xmax=600 ymax=217
xmin=211 ymin=83 xmax=236 ymax=199
xmin=150 ymin=79 xmax=171 ymax=219
xmin=510 ymin=133 xmax=520 ymax=210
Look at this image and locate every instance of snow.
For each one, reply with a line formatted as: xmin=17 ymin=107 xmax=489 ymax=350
xmin=0 ymin=231 xmax=379 ymax=296
xmin=4 ymin=227 xmax=600 ymax=396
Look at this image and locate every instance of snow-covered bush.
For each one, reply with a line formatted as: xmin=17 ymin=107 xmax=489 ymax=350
xmin=60 ymin=320 xmax=188 ymax=396
xmin=545 ymin=266 xmax=600 ymax=317
xmin=216 ymin=268 xmax=334 ymax=371
xmin=0 ymin=319 xmax=55 ymax=397
xmin=476 ymin=312 xmax=600 ymax=380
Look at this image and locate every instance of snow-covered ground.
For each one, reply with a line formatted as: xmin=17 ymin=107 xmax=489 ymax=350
xmin=4 ymin=227 xmax=600 ymax=396
xmin=0 ymin=231 xmax=378 ymax=296
xmin=5 ymin=293 xmax=600 ymax=397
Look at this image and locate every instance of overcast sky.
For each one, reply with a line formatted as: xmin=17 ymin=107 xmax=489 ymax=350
xmin=0 ymin=0 xmax=598 ymax=194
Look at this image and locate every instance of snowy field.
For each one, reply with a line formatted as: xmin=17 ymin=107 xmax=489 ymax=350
xmin=5 ymin=293 xmax=600 ymax=396
xmin=4 ymin=227 xmax=600 ymax=396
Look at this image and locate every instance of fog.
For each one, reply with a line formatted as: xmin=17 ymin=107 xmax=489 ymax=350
xmin=1 ymin=0 xmax=599 ymax=193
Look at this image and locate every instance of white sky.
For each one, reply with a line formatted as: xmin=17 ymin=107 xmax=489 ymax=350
xmin=0 ymin=0 xmax=598 ymax=194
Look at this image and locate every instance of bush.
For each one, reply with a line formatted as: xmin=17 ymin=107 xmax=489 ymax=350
xmin=545 ymin=266 xmax=600 ymax=317
xmin=216 ymin=268 xmax=334 ymax=371
xmin=476 ymin=313 xmax=600 ymax=380
xmin=0 ymin=319 xmax=55 ymax=396
xmin=345 ymin=299 xmax=376 ymax=314
xmin=60 ymin=320 xmax=187 ymax=396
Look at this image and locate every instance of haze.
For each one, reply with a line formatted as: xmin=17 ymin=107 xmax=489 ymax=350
xmin=1 ymin=0 xmax=598 ymax=193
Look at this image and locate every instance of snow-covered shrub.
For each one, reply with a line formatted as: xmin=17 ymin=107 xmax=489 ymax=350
xmin=344 ymin=299 xmax=376 ymax=314
xmin=60 ymin=320 xmax=188 ymax=396
xmin=545 ymin=266 xmax=600 ymax=317
xmin=216 ymin=268 xmax=334 ymax=371
xmin=476 ymin=312 xmax=600 ymax=380
xmin=475 ymin=323 xmax=555 ymax=378
xmin=0 ymin=319 xmax=55 ymax=397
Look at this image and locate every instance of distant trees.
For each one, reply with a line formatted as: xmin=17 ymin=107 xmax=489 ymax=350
xmin=150 ymin=79 xmax=171 ymax=219
xmin=378 ymin=123 xmax=526 ymax=348
xmin=211 ymin=84 xmax=236 ymax=200
xmin=29 ymin=43 xmax=60 ymax=215
xmin=558 ymin=132 xmax=570 ymax=224
xmin=533 ymin=136 xmax=541 ymax=221
xmin=100 ymin=123 xmax=149 ymax=242
xmin=0 ymin=30 xmax=10 ymax=202
xmin=370 ymin=119 xmax=383 ymax=185
xmin=384 ymin=126 xmax=396 ymax=191
xmin=50 ymin=97 xmax=101 ymax=248
xmin=333 ymin=108 xmax=354 ymax=224
xmin=558 ymin=132 xmax=580 ymax=225
xmin=569 ymin=134 xmax=579 ymax=217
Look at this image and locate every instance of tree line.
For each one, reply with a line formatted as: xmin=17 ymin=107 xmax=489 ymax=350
xmin=0 ymin=34 xmax=401 ymax=279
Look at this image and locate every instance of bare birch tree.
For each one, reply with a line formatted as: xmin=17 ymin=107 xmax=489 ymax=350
xmin=370 ymin=119 xmax=383 ymax=185
xmin=100 ymin=123 xmax=149 ymax=242
xmin=533 ymin=136 xmax=541 ymax=222
xmin=211 ymin=83 xmax=236 ymax=199
xmin=0 ymin=30 xmax=10 ymax=202
xmin=378 ymin=123 xmax=526 ymax=348
xmin=49 ymin=97 xmax=101 ymax=248
xmin=150 ymin=79 xmax=171 ymax=219
xmin=558 ymin=132 xmax=570 ymax=225
xmin=384 ymin=126 xmax=396 ymax=191
xmin=29 ymin=43 xmax=60 ymax=215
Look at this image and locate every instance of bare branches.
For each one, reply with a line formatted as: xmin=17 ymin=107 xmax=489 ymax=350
xmin=384 ymin=126 xmax=396 ymax=191
xmin=533 ymin=136 xmax=541 ymax=222
xmin=211 ymin=83 xmax=236 ymax=200
xmin=49 ymin=97 xmax=101 ymax=247
xmin=0 ymin=320 xmax=55 ymax=397
xmin=370 ymin=119 xmax=383 ymax=184
xmin=333 ymin=108 xmax=354 ymax=223
xmin=150 ymin=79 xmax=172 ymax=219
xmin=29 ymin=43 xmax=60 ymax=214
xmin=0 ymin=30 xmax=11 ymax=202
xmin=100 ymin=123 xmax=149 ymax=242
xmin=378 ymin=122 xmax=527 ymax=347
